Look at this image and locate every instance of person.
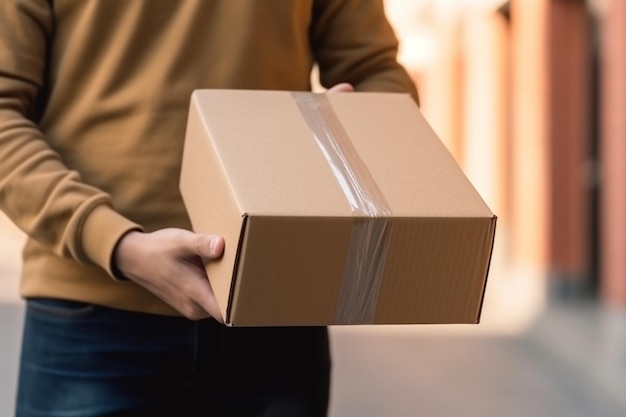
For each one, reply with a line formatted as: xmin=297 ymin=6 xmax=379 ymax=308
xmin=0 ymin=1 xmax=418 ymax=416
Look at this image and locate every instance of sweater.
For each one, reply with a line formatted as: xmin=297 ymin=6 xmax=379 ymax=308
xmin=0 ymin=0 xmax=418 ymax=315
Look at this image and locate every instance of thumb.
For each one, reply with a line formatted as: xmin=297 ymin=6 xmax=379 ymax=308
xmin=186 ymin=233 xmax=225 ymax=259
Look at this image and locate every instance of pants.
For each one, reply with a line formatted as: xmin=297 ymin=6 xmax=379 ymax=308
xmin=16 ymin=298 xmax=331 ymax=417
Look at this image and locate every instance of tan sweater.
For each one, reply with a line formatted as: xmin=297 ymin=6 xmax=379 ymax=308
xmin=0 ymin=0 xmax=418 ymax=315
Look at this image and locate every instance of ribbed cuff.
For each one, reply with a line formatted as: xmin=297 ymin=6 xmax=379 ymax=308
xmin=80 ymin=204 xmax=143 ymax=279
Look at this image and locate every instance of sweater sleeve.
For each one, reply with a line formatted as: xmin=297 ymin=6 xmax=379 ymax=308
xmin=0 ymin=0 xmax=142 ymax=277
xmin=311 ymin=0 xmax=419 ymax=103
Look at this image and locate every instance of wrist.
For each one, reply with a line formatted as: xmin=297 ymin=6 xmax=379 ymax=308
xmin=111 ymin=229 xmax=143 ymax=281
xmin=80 ymin=204 xmax=144 ymax=277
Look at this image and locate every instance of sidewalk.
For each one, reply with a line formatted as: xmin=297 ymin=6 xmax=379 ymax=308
xmin=328 ymin=300 xmax=626 ymax=417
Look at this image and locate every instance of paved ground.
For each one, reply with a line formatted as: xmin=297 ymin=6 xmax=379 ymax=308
xmin=0 ymin=302 xmax=23 ymax=414
xmin=329 ymin=302 xmax=626 ymax=417
xmin=1 ymin=212 xmax=625 ymax=416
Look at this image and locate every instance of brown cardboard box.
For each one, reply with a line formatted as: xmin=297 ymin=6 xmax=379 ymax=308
xmin=180 ymin=89 xmax=496 ymax=326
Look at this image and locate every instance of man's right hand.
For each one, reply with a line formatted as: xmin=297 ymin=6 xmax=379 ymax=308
xmin=113 ymin=228 xmax=225 ymax=321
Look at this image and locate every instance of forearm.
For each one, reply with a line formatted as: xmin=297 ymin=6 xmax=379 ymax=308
xmin=0 ymin=107 xmax=141 ymax=274
xmin=0 ymin=0 xmax=141 ymax=276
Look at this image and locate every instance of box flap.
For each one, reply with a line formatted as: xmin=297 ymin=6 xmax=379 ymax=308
xmin=324 ymin=93 xmax=494 ymax=218
xmin=190 ymin=90 xmax=354 ymax=217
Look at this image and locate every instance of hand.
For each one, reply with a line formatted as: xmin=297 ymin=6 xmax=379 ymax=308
xmin=328 ymin=83 xmax=354 ymax=93
xmin=113 ymin=228 xmax=225 ymax=321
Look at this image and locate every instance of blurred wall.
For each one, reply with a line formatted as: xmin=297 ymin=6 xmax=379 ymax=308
xmin=385 ymin=0 xmax=625 ymax=306
xmin=599 ymin=0 xmax=626 ymax=305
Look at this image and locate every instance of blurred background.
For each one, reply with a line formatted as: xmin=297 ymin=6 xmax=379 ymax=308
xmin=1 ymin=0 xmax=626 ymax=415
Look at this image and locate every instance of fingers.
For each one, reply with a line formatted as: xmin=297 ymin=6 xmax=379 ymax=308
xmin=328 ymin=82 xmax=354 ymax=93
xmin=179 ymin=231 xmax=224 ymax=321
xmin=175 ymin=281 xmax=223 ymax=322
xmin=186 ymin=282 xmax=223 ymax=322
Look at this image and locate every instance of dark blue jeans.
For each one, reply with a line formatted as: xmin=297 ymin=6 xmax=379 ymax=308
xmin=16 ymin=298 xmax=330 ymax=417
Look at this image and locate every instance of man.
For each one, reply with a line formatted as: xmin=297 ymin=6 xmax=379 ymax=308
xmin=0 ymin=1 xmax=418 ymax=415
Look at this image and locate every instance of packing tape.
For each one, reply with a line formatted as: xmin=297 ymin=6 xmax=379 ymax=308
xmin=292 ymin=93 xmax=392 ymax=324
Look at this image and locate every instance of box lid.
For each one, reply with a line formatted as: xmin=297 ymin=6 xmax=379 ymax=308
xmin=189 ymin=90 xmax=492 ymax=218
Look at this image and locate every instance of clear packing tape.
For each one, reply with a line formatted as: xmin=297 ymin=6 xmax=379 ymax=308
xmin=292 ymin=93 xmax=393 ymax=324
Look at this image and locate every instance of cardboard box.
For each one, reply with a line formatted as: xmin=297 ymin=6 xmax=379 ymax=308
xmin=180 ymin=89 xmax=496 ymax=326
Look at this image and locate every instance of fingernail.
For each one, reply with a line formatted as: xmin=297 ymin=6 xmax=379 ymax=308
xmin=209 ymin=237 xmax=220 ymax=255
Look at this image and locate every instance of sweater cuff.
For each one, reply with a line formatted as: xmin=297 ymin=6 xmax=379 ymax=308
xmin=81 ymin=204 xmax=143 ymax=278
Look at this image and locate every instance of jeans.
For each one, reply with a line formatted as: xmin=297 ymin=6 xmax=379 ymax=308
xmin=16 ymin=298 xmax=331 ymax=417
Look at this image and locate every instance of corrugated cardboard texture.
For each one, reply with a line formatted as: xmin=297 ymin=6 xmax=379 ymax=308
xmin=180 ymin=90 xmax=496 ymax=326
